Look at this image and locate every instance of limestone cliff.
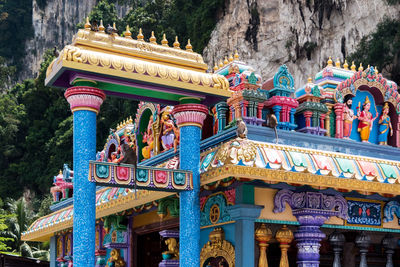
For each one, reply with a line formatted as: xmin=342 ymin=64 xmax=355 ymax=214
xmin=22 ymin=0 xmax=130 ymax=80
xmin=203 ymin=0 xmax=400 ymax=87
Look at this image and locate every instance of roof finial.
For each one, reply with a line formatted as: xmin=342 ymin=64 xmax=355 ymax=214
xmin=185 ymin=39 xmax=193 ymax=52
xmin=137 ymin=28 xmax=144 ymax=41
xmin=112 ymin=22 xmax=118 ymax=36
xmin=335 ymin=58 xmax=341 ymax=68
xmin=224 ymin=56 xmax=229 ymax=65
xmin=351 ymin=61 xmax=356 ymax=71
xmin=327 ymin=56 xmax=333 ymax=66
xmin=84 ymin=17 xmax=91 ymax=30
xmin=234 ymin=50 xmax=239 ymax=60
xmin=98 ymin=20 xmax=105 ymax=33
xmin=124 ymin=25 xmax=132 ymax=38
xmin=213 ymin=63 xmax=218 ymax=72
xmin=374 ymin=66 xmax=378 ymax=74
xmin=343 ymin=60 xmax=349 ymax=70
xmin=161 ymin=34 xmax=168 ymax=46
xmin=149 ymin=31 xmax=157 ymax=44
xmin=358 ymin=63 xmax=364 ymax=71
xmin=307 ymin=77 xmax=312 ymax=83
xmin=367 ymin=64 xmax=370 ymax=69
xmin=228 ymin=53 xmax=234 ymax=62
xmin=173 ymin=36 xmax=180 ymax=49
xmin=219 ymin=59 xmax=224 ymax=68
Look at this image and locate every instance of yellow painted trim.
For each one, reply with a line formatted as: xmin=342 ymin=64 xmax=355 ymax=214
xmin=201 ymin=165 xmax=400 ymax=195
xmin=178 ymin=96 xmax=202 ymax=102
xmin=178 ymin=122 xmax=202 ymax=128
xmin=71 ymin=78 xmax=97 ymax=85
xmin=71 ymin=107 xmax=99 ymax=114
xmin=200 ymin=220 xmax=235 ymax=229
xmin=22 ymin=190 xmax=174 ymax=242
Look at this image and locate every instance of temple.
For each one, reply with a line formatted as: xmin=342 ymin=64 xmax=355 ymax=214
xmin=22 ymin=21 xmax=400 ymax=267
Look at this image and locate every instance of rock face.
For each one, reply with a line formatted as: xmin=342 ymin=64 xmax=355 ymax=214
xmin=21 ymin=0 xmax=130 ymax=80
xmin=203 ymin=0 xmax=400 ymax=87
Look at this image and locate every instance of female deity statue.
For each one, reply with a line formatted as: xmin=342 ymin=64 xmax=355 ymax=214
xmin=378 ymin=103 xmax=393 ymax=145
xmin=161 ymin=107 xmax=178 ymax=151
xmin=142 ymin=115 xmax=154 ymax=159
xmin=357 ymin=96 xmax=378 ymax=142
xmin=343 ymin=97 xmax=357 ymax=139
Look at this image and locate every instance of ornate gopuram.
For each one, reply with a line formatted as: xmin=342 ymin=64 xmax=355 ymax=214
xmin=22 ymin=20 xmax=400 ymax=267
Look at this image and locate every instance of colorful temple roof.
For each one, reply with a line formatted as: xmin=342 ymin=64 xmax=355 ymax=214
xmin=45 ymin=23 xmax=230 ymax=105
xmin=22 ymin=187 xmax=173 ymax=241
xmin=200 ymin=138 xmax=400 ymax=195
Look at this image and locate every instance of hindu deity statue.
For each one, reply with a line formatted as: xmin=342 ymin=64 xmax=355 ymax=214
xmin=378 ymin=103 xmax=393 ymax=145
xmin=142 ymin=115 xmax=155 ymax=159
xmin=160 ymin=107 xmax=179 ymax=152
xmin=105 ymin=249 xmax=125 ymax=267
xmin=343 ymin=97 xmax=357 ymax=139
xmin=357 ymin=96 xmax=378 ymax=142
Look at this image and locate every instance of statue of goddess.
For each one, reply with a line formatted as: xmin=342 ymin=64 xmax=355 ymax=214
xmin=378 ymin=102 xmax=393 ymax=145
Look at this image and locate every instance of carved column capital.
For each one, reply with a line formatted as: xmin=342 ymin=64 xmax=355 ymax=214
xmin=172 ymin=104 xmax=208 ymax=128
xmin=64 ymin=86 xmax=106 ymax=114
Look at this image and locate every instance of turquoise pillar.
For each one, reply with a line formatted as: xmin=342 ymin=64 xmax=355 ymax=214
xmin=65 ymin=84 xmax=105 ymax=266
xmin=50 ymin=236 xmax=57 ymax=267
xmin=228 ymin=204 xmax=263 ymax=267
xmin=216 ymin=101 xmax=229 ymax=132
xmin=172 ymin=103 xmax=208 ymax=267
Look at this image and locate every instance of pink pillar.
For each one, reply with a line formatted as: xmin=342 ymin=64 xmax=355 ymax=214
xmin=396 ymin=116 xmax=400 ymax=147
xmin=304 ymin=111 xmax=313 ymax=127
xmin=320 ymin=114 xmax=326 ymax=129
xmin=242 ymin=101 xmax=248 ymax=117
xmin=334 ymin=103 xmax=345 ymax=138
xmin=257 ymin=103 xmax=264 ymax=119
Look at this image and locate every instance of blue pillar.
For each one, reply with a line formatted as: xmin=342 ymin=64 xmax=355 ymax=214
xmin=65 ymin=85 xmax=105 ymax=266
xmin=172 ymin=103 xmax=208 ymax=267
xmin=50 ymin=236 xmax=57 ymax=267
xmin=273 ymin=105 xmax=282 ymax=122
xmin=228 ymin=204 xmax=263 ymax=267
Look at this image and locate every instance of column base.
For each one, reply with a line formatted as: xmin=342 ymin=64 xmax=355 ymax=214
xmin=297 ymin=261 xmax=320 ymax=267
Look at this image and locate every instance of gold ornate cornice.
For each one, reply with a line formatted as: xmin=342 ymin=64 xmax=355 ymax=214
xmin=46 ymin=44 xmax=230 ymax=96
xmin=201 ymin=165 xmax=400 ymax=195
xmin=74 ymin=29 xmax=207 ymax=71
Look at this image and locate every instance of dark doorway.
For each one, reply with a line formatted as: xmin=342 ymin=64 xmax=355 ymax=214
xmin=136 ymin=231 xmax=164 ymax=267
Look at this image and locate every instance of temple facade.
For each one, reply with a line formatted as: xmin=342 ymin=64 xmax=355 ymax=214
xmin=22 ymin=21 xmax=400 ymax=267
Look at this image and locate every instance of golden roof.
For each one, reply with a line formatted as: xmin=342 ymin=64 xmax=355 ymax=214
xmin=45 ymin=26 xmax=231 ymax=99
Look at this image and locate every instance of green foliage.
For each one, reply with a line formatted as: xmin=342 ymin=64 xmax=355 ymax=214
xmin=35 ymin=195 xmax=53 ymax=218
xmin=5 ymin=197 xmax=34 ymax=250
xmin=348 ymin=18 xmax=400 ymax=85
xmin=79 ymin=0 xmax=121 ymax=30
xmin=0 ymin=213 xmax=14 ymax=251
xmin=20 ymin=242 xmax=33 ymax=257
xmin=0 ymin=0 xmax=33 ymax=73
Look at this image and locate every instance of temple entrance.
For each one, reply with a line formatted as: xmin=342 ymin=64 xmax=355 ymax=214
xmin=136 ymin=231 xmax=164 ymax=267
xmin=132 ymin=218 xmax=179 ymax=267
